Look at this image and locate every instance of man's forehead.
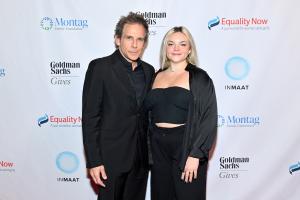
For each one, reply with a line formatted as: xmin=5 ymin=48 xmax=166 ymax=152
xmin=123 ymin=24 xmax=145 ymax=32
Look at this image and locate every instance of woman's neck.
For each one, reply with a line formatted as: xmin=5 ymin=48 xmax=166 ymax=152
xmin=169 ymin=61 xmax=188 ymax=72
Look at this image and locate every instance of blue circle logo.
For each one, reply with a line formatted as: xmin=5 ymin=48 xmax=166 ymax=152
xmin=40 ymin=17 xmax=53 ymax=30
xmin=56 ymin=151 xmax=79 ymax=174
xmin=225 ymin=56 xmax=250 ymax=80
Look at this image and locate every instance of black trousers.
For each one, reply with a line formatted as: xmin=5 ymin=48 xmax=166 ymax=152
xmin=98 ymin=153 xmax=148 ymax=200
xmin=150 ymin=124 xmax=207 ymax=200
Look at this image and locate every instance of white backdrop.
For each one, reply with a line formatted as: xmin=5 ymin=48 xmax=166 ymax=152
xmin=1 ymin=0 xmax=300 ymax=199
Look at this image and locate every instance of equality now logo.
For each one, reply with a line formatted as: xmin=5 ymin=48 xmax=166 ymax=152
xmin=208 ymin=16 xmax=269 ymax=30
xmin=0 ymin=161 xmax=14 ymax=167
xmin=37 ymin=114 xmax=81 ymax=127
xmin=0 ymin=161 xmax=15 ymax=172
xmin=289 ymin=161 xmax=300 ymax=175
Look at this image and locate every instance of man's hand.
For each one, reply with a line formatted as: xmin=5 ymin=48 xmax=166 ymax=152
xmin=181 ymin=157 xmax=199 ymax=183
xmin=89 ymin=165 xmax=107 ymax=187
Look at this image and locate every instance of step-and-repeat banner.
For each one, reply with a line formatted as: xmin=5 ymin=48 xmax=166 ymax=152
xmin=1 ymin=0 xmax=300 ymax=199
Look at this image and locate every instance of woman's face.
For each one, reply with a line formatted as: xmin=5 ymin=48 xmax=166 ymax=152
xmin=166 ymin=32 xmax=191 ymax=65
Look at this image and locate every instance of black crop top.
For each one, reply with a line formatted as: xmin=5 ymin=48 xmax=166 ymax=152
xmin=145 ymin=86 xmax=192 ymax=124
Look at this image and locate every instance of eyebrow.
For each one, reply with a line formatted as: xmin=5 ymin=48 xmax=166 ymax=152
xmin=167 ymin=40 xmax=188 ymax=43
xmin=124 ymin=34 xmax=145 ymax=39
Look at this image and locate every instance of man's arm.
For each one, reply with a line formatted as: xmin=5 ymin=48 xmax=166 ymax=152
xmin=82 ymin=59 xmax=103 ymax=167
xmin=82 ymin=60 xmax=108 ymax=186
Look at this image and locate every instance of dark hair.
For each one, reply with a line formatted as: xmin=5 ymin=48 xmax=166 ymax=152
xmin=114 ymin=12 xmax=149 ymax=44
xmin=173 ymin=26 xmax=183 ymax=32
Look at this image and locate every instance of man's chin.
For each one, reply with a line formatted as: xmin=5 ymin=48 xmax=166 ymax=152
xmin=128 ymin=56 xmax=139 ymax=62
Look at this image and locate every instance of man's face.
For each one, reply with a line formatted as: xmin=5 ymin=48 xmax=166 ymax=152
xmin=115 ymin=23 xmax=146 ymax=63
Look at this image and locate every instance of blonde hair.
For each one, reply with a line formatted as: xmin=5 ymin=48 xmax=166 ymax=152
xmin=160 ymin=26 xmax=198 ymax=70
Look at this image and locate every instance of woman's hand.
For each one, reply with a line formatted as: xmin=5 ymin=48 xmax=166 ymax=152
xmin=181 ymin=156 xmax=199 ymax=183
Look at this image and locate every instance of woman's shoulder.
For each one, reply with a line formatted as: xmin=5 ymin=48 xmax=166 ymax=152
xmin=188 ymin=64 xmax=216 ymax=97
xmin=187 ymin=64 xmax=211 ymax=82
xmin=154 ymin=68 xmax=167 ymax=78
xmin=155 ymin=68 xmax=165 ymax=74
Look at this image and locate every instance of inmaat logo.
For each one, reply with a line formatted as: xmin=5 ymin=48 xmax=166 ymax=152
xmin=38 ymin=114 xmax=49 ymax=126
xmin=40 ymin=17 xmax=53 ymax=30
xmin=56 ymin=151 xmax=79 ymax=174
xmin=208 ymin=16 xmax=220 ymax=30
xmin=225 ymin=56 xmax=250 ymax=81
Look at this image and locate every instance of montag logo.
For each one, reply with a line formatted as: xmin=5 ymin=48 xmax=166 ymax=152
xmin=40 ymin=17 xmax=53 ymax=30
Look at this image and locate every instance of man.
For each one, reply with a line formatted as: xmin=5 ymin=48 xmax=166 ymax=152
xmin=82 ymin=12 xmax=155 ymax=200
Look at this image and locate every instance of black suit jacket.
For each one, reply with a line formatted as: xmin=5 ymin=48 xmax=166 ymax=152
xmin=82 ymin=50 xmax=155 ymax=172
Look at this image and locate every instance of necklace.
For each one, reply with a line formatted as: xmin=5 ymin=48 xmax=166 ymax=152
xmin=169 ymin=67 xmax=185 ymax=73
xmin=169 ymin=67 xmax=175 ymax=72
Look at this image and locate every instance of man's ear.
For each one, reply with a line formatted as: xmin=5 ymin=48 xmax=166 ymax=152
xmin=114 ymin=36 xmax=120 ymax=47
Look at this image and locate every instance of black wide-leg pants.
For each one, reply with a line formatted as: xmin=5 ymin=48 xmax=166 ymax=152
xmin=150 ymin=124 xmax=207 ymax=200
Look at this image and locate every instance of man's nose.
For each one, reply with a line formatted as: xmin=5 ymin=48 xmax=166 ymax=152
xmin=132 ymin=39 xmax=137 ymax=48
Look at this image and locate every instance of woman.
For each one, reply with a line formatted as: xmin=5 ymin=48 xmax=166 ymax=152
xmin=145 ymin=26 xmax=217 ymax=200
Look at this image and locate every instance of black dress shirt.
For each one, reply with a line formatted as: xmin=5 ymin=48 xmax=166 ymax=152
xmin=117 ymin=50 xmax=146 ymax=107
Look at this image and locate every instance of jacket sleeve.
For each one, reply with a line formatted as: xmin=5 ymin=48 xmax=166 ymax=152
xmin=82 ymin=60 xmax=104 ymax=168
xmin=189 ymin=75 xmax=218 ymax=159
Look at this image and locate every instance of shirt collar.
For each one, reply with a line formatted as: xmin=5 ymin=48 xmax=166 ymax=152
xmin=116 ymin=49 xmax=142 ymax=71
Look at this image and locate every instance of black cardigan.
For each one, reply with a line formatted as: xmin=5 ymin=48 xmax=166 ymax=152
xmin=148 ymin=63 xmax=218 ymax=170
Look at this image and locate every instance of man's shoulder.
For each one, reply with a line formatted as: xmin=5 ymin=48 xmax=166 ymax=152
xmin=88 ymin=53 xmax=115 ymax=71
xmin=90 ymin=53 xmax=114 ymax=65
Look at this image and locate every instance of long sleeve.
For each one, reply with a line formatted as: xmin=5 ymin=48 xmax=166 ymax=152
xmin=82 ymin=60 xmax=104 ymax=168
xmin=189 ymin=75 xmax=218 ymax=159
